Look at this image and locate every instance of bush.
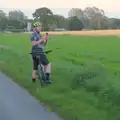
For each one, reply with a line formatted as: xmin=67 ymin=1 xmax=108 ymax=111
xmin=8 ymin=29 xmax=24 ymax=32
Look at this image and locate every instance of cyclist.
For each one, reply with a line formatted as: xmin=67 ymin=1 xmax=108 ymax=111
xmin=30 ymin=22 xmax=51 ymax=84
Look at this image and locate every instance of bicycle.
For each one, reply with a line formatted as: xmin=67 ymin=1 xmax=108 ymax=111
xmin=29 ymin=50 xmax=52 ymax=87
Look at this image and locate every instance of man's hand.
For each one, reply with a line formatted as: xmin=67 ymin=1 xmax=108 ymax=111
xmin=42 ymin=33 xmax=49 ymax=45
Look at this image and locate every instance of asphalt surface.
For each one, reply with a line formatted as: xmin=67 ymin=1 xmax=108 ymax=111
xmin=0 ymin=72 xmax=62 ymax=120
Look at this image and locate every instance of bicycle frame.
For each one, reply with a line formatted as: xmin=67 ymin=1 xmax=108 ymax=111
xmin=29 ymin=50 xmax=52 ymax=86
xmin=37 ymin=55 xmax=46 ymax=87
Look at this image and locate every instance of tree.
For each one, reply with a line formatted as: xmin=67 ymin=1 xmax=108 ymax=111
xmin=8 ymin=10 xmax=27 ymax=29
xmin=7 ymin=20 xmax=25 ymax=29
xmin=68 ymin=8 xmax=88 ymax=29
xmin=33 ymin=7 xmax=54 ymax=31
xmin=84 ymin=7 xmax=107 ymax=29
xmin=52 ymin=15 xmax=68 ymax=29
xmin=0 ymin=10 xmax=6 ymax=17
xmin=68 ymin=7 xmax=109 ymax=30
xmin=0 ymin=10 xmax=8 ymax=30
xmin=109 ymin=18 xmax=120 ymax=29
xmin=68 ymin=16 xmax=84 ymax=30
xmin=8 ymin=10 xmax=26 ymax=20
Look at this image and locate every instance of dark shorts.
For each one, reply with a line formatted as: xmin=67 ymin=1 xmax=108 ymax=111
xmin=32 ymin=48 xmax=49 ymax=70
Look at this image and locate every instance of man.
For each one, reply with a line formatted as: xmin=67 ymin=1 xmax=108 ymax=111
xmin=30 ymin=22 xmax=51 ymax=84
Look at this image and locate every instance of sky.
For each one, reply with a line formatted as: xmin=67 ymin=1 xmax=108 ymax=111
xmin=0 ymin=0 xmax=120 ymax=18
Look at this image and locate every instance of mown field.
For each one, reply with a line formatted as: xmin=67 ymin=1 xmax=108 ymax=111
xmin=0 ymin=33 xmax=120 ymax=120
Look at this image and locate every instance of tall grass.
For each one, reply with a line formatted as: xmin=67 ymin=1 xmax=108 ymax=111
xmin=0 ymin=33 xmax=120 ymax=120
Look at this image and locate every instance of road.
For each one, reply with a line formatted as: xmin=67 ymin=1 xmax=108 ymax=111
xmin=0 ymin=72 xmax=62 ymax=120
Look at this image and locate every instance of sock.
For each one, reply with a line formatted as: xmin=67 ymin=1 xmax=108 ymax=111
xmin=46 ymin=73 xmax=50 ymax=80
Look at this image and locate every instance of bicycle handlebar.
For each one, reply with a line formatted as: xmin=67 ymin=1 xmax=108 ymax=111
xmin=29 ymin=50 xmax=52 ymax=55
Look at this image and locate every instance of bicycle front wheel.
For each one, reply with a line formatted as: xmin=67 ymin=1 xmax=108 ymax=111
xmin=38 ymin=64 xmax=46 ymax=87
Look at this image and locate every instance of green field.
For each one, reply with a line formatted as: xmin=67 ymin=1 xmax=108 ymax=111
xmin=0 ymin=33 xmax=120 ymax=120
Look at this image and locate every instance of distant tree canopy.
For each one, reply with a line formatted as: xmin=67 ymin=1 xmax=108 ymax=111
xmin=33 ymin=7 xmax=69 ymax=31
xmin=7 ymin=10 xmax=27 ymax=30
xmin=33 ymin=7 xmax=54 ymax=31
xmin=109 ymin=18 xmax=120 ymax=29
xmin=0 ymin=6 xmax=120 ymax=31
xmin=0 ymin=10 xmax=8 ymax=30
xmin=68 ymin=16 xmax=84 ymax=30
xmin=48 ymin=14 xmax=68 ymax=30
xmin=68 ymin=7 xmax=110 ymax=30
xmin=32 ymin=6 xmax=117 ymax=31
xmin=8 ymin=10 xmax=27 ymax=20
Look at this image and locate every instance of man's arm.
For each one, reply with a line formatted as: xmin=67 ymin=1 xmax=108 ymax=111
xmin=42 ymin=33 xmax=49 ymax=45
xmin=32 ymin=37 xmax=48 ymax=46
xmin=32 ymin=39 xmax=43 ymax=46
xmin=31 ymin=33 xmax=44 ymax=46
xmin=31 ymin=33 xmax=48 ymax=46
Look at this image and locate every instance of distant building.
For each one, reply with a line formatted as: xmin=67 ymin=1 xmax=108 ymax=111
xmin=26 ymin=19 xmax=33 ymax=32
xmin=54 ymin=28 xmax=66 ymax=31
xmin=27 ymin=22 xmax=32 ymax=32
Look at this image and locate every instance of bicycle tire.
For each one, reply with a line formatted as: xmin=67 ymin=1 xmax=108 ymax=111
xmin=38 ymin=64 xmax=46 ymax=87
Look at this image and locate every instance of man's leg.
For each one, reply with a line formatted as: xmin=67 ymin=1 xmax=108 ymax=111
xmin=46 ymin=63 xmax=51 ymax=73
xmin=45 ymin=63 xmax=51 ymax=83
xmin=32 ymin=57 xmax=39 ymax=82
xmin=32 ymin=70 xmax=37 ymax=81
xmin=40 ymin=53 xmax=52 ymax=84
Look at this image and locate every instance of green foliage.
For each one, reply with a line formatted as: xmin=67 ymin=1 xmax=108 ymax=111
xmin=8 ymin=10 xmax=26 ymax=20
xmin=7 ymin=19 xmax=26 ymax=29
xmin=52 ymin=15 xmax=68 ymax=29
xmin=33 ymin=7 xmax=54 ymax=31
xmin=68 ymin=16 xmax=84 ymax=30
xmin=110 ymin=18 xmax=120 ymax=29
xmin=0 ymin=10 xmax=8 ymax=30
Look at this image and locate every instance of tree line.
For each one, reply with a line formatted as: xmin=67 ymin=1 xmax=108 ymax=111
xmin=0 ymin=10 xmax=28 ymax=32
xmin=0 ymin=7 xmax=120 ymax=32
